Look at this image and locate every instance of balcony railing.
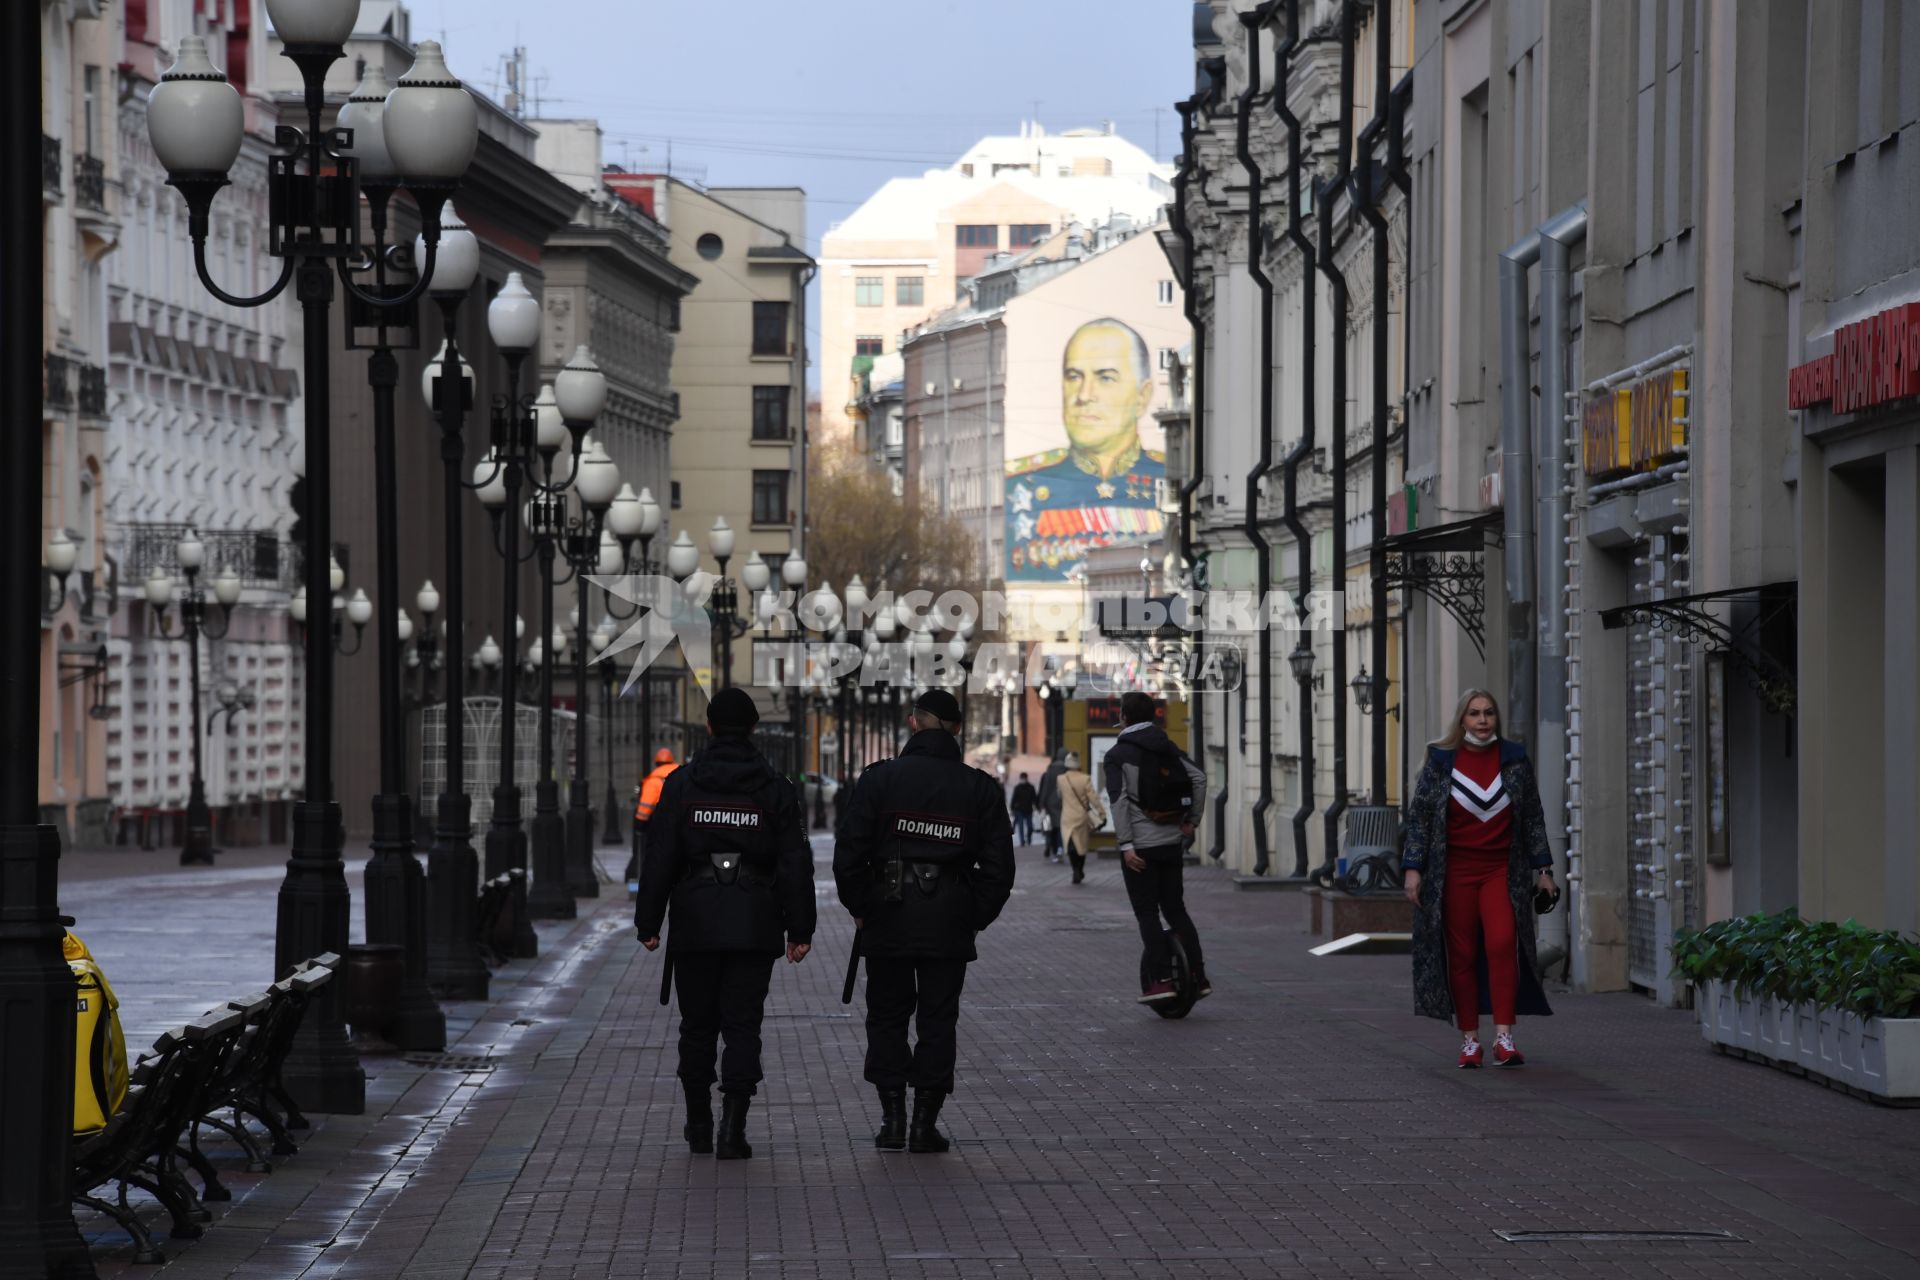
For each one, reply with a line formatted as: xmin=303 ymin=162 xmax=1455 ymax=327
xmin=42 ymin=134 xmax=60 ymax=196
xmin=77 ymin=363 xmax=108 ymax=418
xmin=74 ymin=153 xmax=105 ymax=212
xmin=121 ymin=524 xmax=294 ymax=591
xmin=45 ymin=353 xmax=73 ymax=412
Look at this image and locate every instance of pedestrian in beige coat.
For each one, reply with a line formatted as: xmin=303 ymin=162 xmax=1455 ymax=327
xmin=1057 ymin=752 xmax=1106 ymax=885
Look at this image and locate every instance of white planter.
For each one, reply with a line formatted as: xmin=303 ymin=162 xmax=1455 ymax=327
xmin=1695 ymin=982 xmax=1920 ymax=1101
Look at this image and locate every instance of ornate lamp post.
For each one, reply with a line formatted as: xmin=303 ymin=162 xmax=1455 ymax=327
xmin=559 ymin=440 xmax=621 ymax=897
xmin=145 ymin=0 xmax=480 ymax=1116
xmin=417 ymin=210 xmax=494 ymax=997
xmin=592 ymin=614 xmax=622 ymax=845
xmin=145 ymin=530 xmax=242 ymax=864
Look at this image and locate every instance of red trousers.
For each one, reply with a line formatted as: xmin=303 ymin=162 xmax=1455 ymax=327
xmin=1444 ymin=856 xmax=1517 ymax=1030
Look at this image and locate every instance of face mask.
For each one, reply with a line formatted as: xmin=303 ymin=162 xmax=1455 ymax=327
xmin=1465 ymin=730 xmax=1496 ymax=747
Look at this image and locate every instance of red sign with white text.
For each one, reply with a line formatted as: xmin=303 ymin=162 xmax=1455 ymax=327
xmin=1788 ymin=301 xmax=1920 ymax=414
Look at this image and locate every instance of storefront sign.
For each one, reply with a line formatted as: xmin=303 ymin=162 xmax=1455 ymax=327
xmin=1584 ymin=366 xmax=1689 ymax=478
xmin=1788 ymin=300 xmax=1920 ymax=413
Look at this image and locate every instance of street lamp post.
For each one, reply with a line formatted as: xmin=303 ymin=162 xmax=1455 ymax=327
xmin=418 ymin=209 xmax=492 ymax=998
xmin=146 ymin=2 xmax=480 ymax=1116
xmin=709 ymin=518 xmax=738 ymax=689
xmin=146 ymin=531 xmax=242 ymax=865
xmin=593 ymin=615 xmax=622 ymax=844
xmin=560 ymin=439 xmax=621 ymax=897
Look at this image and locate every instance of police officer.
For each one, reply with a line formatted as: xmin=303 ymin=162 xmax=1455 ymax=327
xmin=834 ymin=688 xmax=1016 ymax=1153
xmin=635 ymin=688 xmax=815 ymax=1160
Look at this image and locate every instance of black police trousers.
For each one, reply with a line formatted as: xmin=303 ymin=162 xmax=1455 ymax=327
xmin=863 ymin=957 xmax=969 ymax=1095
xmin=673 ymin=950 xmax=776 ymax=1096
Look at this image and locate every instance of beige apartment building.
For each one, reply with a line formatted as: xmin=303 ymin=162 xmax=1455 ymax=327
xmin=821 ymin=125 xmax=1174 ymax=440
xmin=608 ymin=176 xmax=812 ymax=749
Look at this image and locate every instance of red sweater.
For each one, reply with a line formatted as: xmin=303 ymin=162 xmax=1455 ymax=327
xmin=1446 ymin=743 xmax=1512 ymax=864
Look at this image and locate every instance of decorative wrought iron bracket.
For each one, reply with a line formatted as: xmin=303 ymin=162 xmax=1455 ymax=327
xmin=1599 ymin=582 xmax=1798 ymax=717
xmin=1379 ymin=516 xmax=1498 ymax=659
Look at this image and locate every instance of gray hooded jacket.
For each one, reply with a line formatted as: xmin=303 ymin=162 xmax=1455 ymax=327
xmin=1102 ymin=723 xmax=1206 ymax=856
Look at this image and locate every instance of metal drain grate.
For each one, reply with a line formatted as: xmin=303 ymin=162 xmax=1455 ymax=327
xmin=401 ymin=1053 xmax=498 ymax=1072
xmin=1498 ymin=1230 xmax=1744 ymax=1244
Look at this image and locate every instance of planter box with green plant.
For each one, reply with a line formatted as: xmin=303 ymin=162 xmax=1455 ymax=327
xmin=1670 ymin=910 xmax=1920 ymax=1101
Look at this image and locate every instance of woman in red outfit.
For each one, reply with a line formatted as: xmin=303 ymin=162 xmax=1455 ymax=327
xmin=1402 ymin=691 xmax=1557 ymax=1067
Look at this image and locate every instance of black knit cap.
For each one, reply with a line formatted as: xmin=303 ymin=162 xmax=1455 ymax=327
xmin=705 ymin=687 xmax=760 ymax=733
xmin=913 ymin=688 xmax=963 ymax=724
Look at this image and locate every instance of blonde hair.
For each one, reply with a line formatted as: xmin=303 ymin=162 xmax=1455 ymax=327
xmin=1431 ymin=688 xmax=1501 ymax=751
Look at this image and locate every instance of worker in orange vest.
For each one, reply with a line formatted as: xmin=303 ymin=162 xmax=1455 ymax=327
xmin=627 ymin=748 xmax=680 ymax=895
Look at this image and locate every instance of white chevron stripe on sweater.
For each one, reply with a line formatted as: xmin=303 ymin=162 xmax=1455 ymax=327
xmin=1451 ymin=768 xmax=1510 ymax=823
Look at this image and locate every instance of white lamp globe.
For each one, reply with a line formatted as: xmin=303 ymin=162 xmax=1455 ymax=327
xmin=781 ymin=554 xmax=808 ymax=588
xmin=948 ymin=635 xmax=967 ymax=660
xmin=337 ymin=62 xmax=396 ymax=181
xmin=527 ymin=640 xmax=544 ymax=667
xmin=474 ymin=449 xmax=507 ymax=507
xmin=264 ymin=0 xmax=360 ymax=45
xmin=708 ymin=517 xmax=734 ymax=561
xmin=533 ymin=385 xmax=566 ymax=451
xmin=515 ymin=614 xmax=526 ymax=640
xmin=607 ymin=485 xmax=645 ymax=539
xmin=478 ymin=635 xmax=501 ymax=666
xmin=844 ymin=574 xmax=868 ymax=618
xmin=175 ymin=530 xmax=205 ymax=572
xmin=486 ymin=272 xmax=540 ymax=354
xmin=397 ymin=610 xmax=415 ymax=643
xmin=347 ymin=589 xmax=374 ymax=626
xmin=637 ymin=488 xmax=662 ymax=537
xmin=555 ymin=346 xmax=610 ymax=424
xmin=551 ymin=627 xmax=567 ymax=656
xmin=212 ymin=566 xmax=243 ymax=606
xmin=45 ymin=529 xmax=78 ymax=575
xmin=575 ymin=441 xmax=621 ymax=509
xmin=666 ymin=531 xmax=699 ymax=579
xmin=597 ymin=529 xmax=625 ymax=577
xmin=416 ymin=579 xmax=440 ymax=615
xmin=147 ymin=37 xmax=244 ymax=178
xmin=144 ymin=567 xmax=173 ymax=608
xmin=290 ymin=585 xmax=308 ymax=623
xmin=740 ymin=551 xmax=770 ymax=594
xmin=416 ymin=204 xmax=479 ymax=297
xmin=381 ymin=41 xmax=479 ymax=181
xmin=329 ymin=556 xmax=346 ymax=593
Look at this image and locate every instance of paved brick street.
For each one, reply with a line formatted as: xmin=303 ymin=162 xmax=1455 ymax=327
xmin=62 ymin=837 xmax=1920 ymax=1279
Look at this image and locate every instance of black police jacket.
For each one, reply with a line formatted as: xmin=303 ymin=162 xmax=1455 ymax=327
xmin=832 ymin=728 xmax=1016 ymax=961
xmin=633 ymin=735 xmax=816 ymax=956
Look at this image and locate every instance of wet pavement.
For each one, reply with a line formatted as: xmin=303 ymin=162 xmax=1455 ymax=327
xmin=61 ymin=835 xmax=1920 ymax=1279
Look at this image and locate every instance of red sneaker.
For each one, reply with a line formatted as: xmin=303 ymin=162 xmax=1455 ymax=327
xmin=1458 ymin=1036 xmax=1483 ymax=1069
xmin=1493 ymin=1032 xmax=1525 ymax=1067
xmin=1137 ymin=980 xmax=1178 ymax=1004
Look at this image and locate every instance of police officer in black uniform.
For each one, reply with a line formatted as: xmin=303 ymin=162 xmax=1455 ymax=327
xmin=834 ymin=688 xmax=1016 ymax=1153
xmin=636 ymin=688 xmax=815 ymax=1160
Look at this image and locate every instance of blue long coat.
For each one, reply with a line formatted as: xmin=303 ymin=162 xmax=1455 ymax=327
xmin=1402 ymin=739 xmax=1556 ymax=1022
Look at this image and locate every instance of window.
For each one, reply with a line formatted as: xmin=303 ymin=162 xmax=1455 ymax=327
xmin=752 ymin=386 xmax=791 ymax=440
xmin=671 ymin=480 xmax=682 ymax=509
xmin=1156 ymin=280 xmax=1176 ymax=306
xmin=1009 ymin=224 xmax=1050 ymax=248
xmin=83 ymin=66 xmax=99 ymax=154
xmin=752 ymin=471 xmax=790 ymax=525
xmin=855 ymin=336 xmax=884 ymax=357
xmin=697 ymin=233 xmax=724 ymax=261
xmin=854 ymin=276 xmax=884 ymax=306
xmin=955 ymin=224 xmax=998 ymax=248
xmin=896 ymin=275 xmax=924 ymax=307
xmin=751 ymin=301 xmax=789 ymax=355
xmin=1158 ymin=347 xmax=1177 ymax=370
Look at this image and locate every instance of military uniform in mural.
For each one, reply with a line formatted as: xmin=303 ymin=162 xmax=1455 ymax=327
xmin=1005 ymin=441 xmax=1167 ymax=582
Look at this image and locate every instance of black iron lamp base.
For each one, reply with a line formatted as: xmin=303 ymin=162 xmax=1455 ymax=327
xmin=274 ymin=801 xmax=365 ymax=1116
xmin=363 ymin=794 xmax=447 ymax=1052
xmin=424 ymin=792 xmax=489 ymax=1001
xmin=528 ymin=782 xmax=574 ymax=919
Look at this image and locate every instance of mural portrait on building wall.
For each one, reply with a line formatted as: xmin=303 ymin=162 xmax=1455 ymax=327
xmin=1005 ymin=316 xmax=1166 ymax=582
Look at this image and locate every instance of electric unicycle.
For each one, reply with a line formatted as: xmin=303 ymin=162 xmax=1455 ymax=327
xmin=1139 ymin=928 xmax=1198 ymax=1019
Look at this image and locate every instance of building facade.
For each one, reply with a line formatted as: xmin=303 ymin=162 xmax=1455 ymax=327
xmin=821 ymin=126 xmax=1175 ymax=440
xmin=1172 ymin=0 xmax=1919 ymax=1004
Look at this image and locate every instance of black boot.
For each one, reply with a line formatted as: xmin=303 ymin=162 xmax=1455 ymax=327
xmin=715 ymin=1093 xmax=753 ymax=1160
xmin=683 ymin=1084 xmax=713 ymax=1154
xmin=873 ymin=1088 xmax=907 ymax=1151
xmin=906 ymin=1091 xmax=950 ymax=1154
xmin=1069 ymin=852 xmax=1085 ymax=883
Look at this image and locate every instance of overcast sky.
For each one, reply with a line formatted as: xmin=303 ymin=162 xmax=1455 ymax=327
xmin=423 ymin=0 xmax=1195 ymax=388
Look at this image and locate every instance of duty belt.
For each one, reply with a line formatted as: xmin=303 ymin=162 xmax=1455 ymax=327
xmin=682 ymin=852 xmax=768 ymax=887
xmin=879 ymin=859 xmax=951 ymax=903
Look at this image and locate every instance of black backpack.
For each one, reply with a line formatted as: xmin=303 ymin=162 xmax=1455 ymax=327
xmin=1134 ymin=745 xmax=1193 ymax=823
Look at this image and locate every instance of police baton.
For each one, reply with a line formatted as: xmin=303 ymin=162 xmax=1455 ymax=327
xmin=841 ymin=928 xmax=862 ymax=1005
xmin=658 ymin=946 xmax=674 ymax=1007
